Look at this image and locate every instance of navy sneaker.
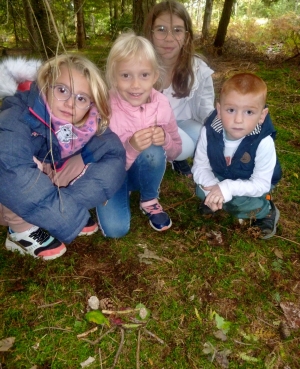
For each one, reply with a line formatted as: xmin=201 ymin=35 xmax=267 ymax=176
xmin=140 ymin=199 xmax=172 ymax=231
xmin=251 ymin=201 xmax=280 ymax=239
xmin=172 ymin=160 xmax=192 ymax=178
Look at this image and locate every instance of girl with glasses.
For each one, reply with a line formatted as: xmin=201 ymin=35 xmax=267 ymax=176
xmin=0 ymin=55 xmax=126 ymax=259
xmin=144 ymin=0 xmax=215 ymax=178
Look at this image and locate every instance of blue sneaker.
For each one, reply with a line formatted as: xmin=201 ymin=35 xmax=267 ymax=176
xmin=140 ymin=199 xmax=172 ymax=231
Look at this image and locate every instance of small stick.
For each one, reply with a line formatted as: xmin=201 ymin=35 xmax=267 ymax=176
xmin=136 ymin=329 xmax=141 ymax=369
xmin=111 ymin=328 xmax=125 ymax=369
xmin=102 ymin=308 xmax=140 ymax=315
xmin=38 ymin=300 xmax=63 ymax=309
xmin=143 ymin=329 xmax=165 ymax=344
xmin=77 ymin=326 xmax=98 ymax=338
xmin=99 ymin=347 xmax=103 ymax=369
xmin=81 ymin=326 xmax=116 ymax=345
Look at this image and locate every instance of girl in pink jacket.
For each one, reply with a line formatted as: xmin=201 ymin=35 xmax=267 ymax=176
xmin=96 ymin=31 xmax=182 ymax=237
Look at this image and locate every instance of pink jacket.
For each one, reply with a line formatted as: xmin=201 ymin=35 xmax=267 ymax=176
xmin=109 ymin=89 xmax=182 ymax=170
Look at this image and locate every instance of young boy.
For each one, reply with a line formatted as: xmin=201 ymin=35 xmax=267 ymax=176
xmin=192 ymin=73 xmax=282 ymax=239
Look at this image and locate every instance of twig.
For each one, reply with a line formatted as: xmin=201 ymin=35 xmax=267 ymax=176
xmin=144 ymin=329 xmax=165 ymax=344
xmin=81 ymin=326 xmax=116 ymax=345
xmin=37 ymin=300 xmax=63 ymax=309
xmin=164 ymin=195 xmax=196 ymax=211
xmin=234 ymin=339 xmax=254 ymax=346
xmin=257 ymin=316 xmax=274 ymax=328
xmin=274 ymin=235 xmax=300 ymax=246
xmin=77 ymin=326 xmax=98 ymax=338
xmin=33 ymin=327 xmax=73 ymax=332
xmin=102 ymin=308 xmax=140 ymax=315
xmin=136 ymin=329 xmax=141 ymax=369
xmin=111 ymin=328 xmax=125 ymax=369
xmin=99 ymin=347 xmax=103 ymax=369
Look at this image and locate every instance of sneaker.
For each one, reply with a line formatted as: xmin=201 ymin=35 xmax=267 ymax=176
xmin=172 ymin=160 xmax=192 ymax=178
xmin=251 ymin=201 xmax=280 ymax=239
xmin=140 ymin=199 xmax=172 ymax=231
xmin=5 ymin=226 xmax=66 ymax=260
xmin=78 ymin=217 xmax=98 ymax=236
xmin=198 ymin=201 xmax=215 ymax=215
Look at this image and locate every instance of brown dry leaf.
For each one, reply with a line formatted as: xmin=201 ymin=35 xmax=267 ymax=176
xmin=213 ymin=329 xmax=228 ymax=341
xmin=274 ymin=248 xmax=284 ymax=259
xmin=215 ymin=350 xmax=231 ymax=369
xmin=0 ymin=337 xmax=15 ymax=351
xmin=280 ymin=301 xmax=300 ymax=328
xmin=206 ymin=230 xmax=223 ymax=245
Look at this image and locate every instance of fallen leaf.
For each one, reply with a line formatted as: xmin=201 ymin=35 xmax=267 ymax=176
xmin=274 ymin=248 xmax=283 ymax=259
xmin=138 ymin=248 xmax=173 ymax=264
xmin=0 ymin=337 xmax=15 ymax=352
xmin=80 ymin=356 xmax=95 ymax=368
xmin=215 ymin=349 xmax=231 ymax=368
xmin=280 ymin=301 xmax=300 ymax=328
xmin=214 ymin=329 xmax=227 ymax=341
xmin=85 ymin=310 xmax=110 ymax=326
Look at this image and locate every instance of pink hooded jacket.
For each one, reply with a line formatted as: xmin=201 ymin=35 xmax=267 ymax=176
xmin=109 ymin=89 xmax=182 ymax=170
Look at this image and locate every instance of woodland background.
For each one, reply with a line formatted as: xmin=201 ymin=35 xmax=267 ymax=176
xmin=0 ymin=1 xmax=300 ymax=368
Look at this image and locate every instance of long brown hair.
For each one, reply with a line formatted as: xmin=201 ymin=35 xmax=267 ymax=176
xmin=144 ymin=0 xmax=195 ymax=98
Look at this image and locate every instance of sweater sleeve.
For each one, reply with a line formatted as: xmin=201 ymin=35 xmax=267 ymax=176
xmin=192 ymin=126 xmax=219 ymax=191
xmin=189 ymin=58 xmax=215 ymax=125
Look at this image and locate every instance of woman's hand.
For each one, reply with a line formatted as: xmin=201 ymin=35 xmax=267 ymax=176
xmin=152 ymin=126 xmax=165 ymax=146
xmin=129 ymin=127 xmax=154 ymax=151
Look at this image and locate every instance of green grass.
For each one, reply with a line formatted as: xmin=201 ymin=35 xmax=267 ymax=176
xmin=0 ymin=52 xmax=300 ymax=368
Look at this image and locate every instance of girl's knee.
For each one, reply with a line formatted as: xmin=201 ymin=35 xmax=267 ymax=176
xmin=99 ymin=222 xmax=129 ymax=238
xmin=139 ymin=145 xmax=165 ymax=165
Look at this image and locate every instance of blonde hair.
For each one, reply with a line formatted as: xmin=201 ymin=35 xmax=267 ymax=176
xmin=106 ymin=31 xmax=162 ymax=91
xmin=220 ymin=73 xmax=267 ymax=106
xmin=37 ymin=54 xmax=110 ymax=131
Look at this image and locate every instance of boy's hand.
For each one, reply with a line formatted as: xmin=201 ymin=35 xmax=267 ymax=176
xmin=129 ymin=127 xmax=154 ymax=151
xmin=152 ymin=126 xmax=165 ymax=146
xmin=203 ymin=184 xmax=224 ymax=211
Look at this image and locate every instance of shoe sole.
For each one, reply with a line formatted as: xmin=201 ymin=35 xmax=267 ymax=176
xmin=5 ymin=238 xmax=67 ymax=260
xmin=78 ymin=224 xmax=99 ymax=236
xmin=261 ymin=206 xmax=280 ymax=239
xmin=149 ymin=219 xmax=172 ymax=232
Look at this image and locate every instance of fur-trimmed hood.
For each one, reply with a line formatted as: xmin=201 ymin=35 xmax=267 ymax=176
xmin=0 ymin=57 xmax=42 ymax=98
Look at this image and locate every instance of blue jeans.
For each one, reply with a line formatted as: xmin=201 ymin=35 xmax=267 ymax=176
xmin=96 ymin=145 xmax=166 ymax=238
xmin=196 ymin=185 xmax=270 ymax=219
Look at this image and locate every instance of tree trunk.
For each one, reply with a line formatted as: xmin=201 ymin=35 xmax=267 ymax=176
xmin=74 ymin=0 xmax=86 ymax=49
xmin=29 ymin=0 xmax=59 ymax=59
xmin=214 ymin=0 xmax=235 ymax=49
xmin=202 ymin=0 xmax=213 ymax=40
xmin=22 ymin=0 xmax=41 ymax=52
xmin=132 ymin=0 xmax=156 ymax=35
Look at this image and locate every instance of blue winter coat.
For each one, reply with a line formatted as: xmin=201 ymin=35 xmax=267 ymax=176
xmin=0 ymin=83 xmax=126 ymax=243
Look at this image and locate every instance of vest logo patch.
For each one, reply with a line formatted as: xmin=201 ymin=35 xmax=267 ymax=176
xmin=240 ymin=152 xmax=251 ymax=163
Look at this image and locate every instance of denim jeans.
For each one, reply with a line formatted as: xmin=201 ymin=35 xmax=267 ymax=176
xmin=96 ymin=145 xmax=166 ymax=238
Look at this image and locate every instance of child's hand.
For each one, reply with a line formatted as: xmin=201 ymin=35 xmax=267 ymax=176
xmin=152 ymin=126 xmax=165 ymax=146
xmin=33 ymin=156 xmax=43 ymax=171
xmin=203 ymin=184 xmax=224 ymax=211
xmin=129 ymin=127 xmax=153 ymax=151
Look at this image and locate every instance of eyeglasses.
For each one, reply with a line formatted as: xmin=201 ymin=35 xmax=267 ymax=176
xmin=152 ymin=26 xmax=187 ymax=41
xmin=49 ymin=84 xmax=92 ymax=110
